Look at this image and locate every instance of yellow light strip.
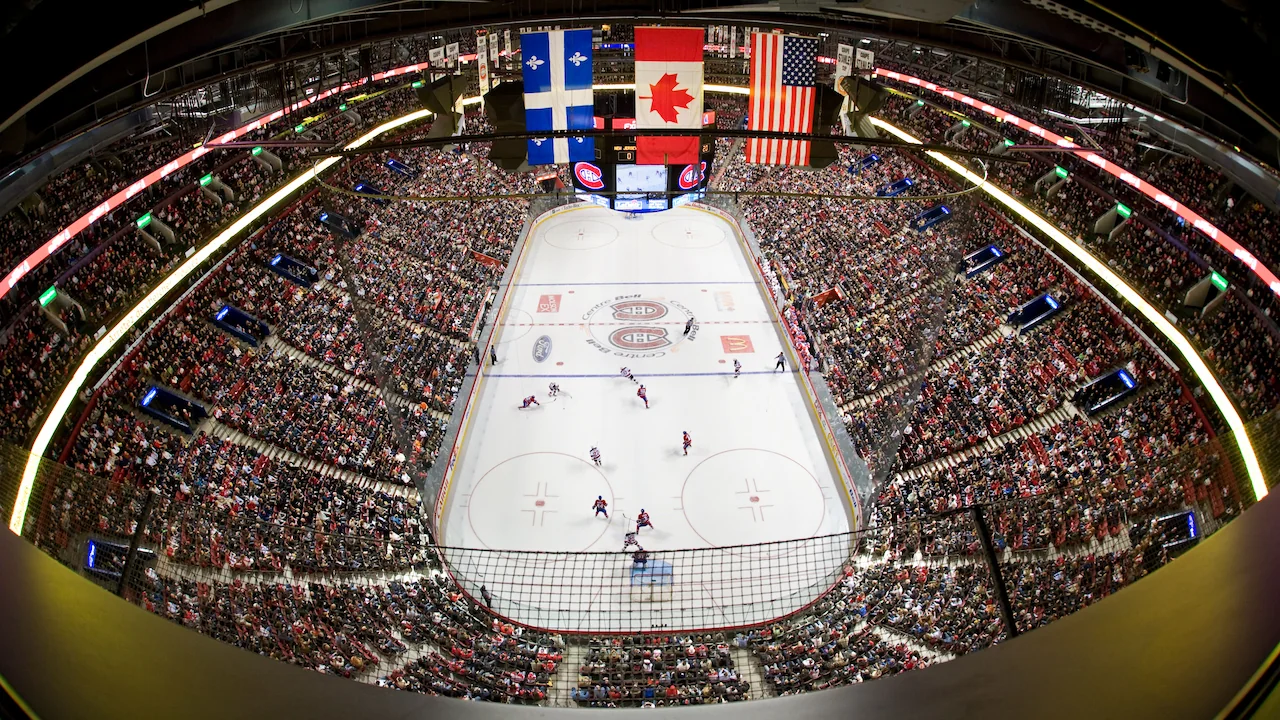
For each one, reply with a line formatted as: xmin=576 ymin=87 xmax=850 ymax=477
xmin=867 ymin=116 xmax=1267 ymax=501
xmin=9 ymin=109 xmax=433 ymax=534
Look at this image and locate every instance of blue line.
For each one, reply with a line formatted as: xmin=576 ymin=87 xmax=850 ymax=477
xmin=484 ymin=370 xmax=793 ymax=378
xmin=512 ymin=281 xmax=760 ymax=287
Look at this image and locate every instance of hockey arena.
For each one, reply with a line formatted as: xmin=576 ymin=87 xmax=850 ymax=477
xmin=3 ymin=5 xmax=1280 ymax=717
xmin=438 ymin=205 xmax=856 ymax=631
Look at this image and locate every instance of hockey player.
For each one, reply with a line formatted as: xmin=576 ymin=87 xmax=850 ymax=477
xmin=632 ymin=547 xmax=649 ymax=568
xmin=590 ymin=446 xmax=602 ymax=466
xmin=683 ymin=317 xmax=694 ymax=336
xmin=775 ymin=351 xmax=786 ymax=372
xmin=733 ymin=359 xmax=742 ymax=378
xmin=636 ymin=509 xmax=654 ymax=532
xmin=620 ymin=366 xmax=637 ymax=383
xmin=519 ymin=395 xmax=540 ymax=409
xmin=637 ymin=384 xmax=649 ymax=409
xmin=682 ymin=431 xmax=692 ymax=456
xmin=592 ymin=496 xmax=609 ymax=518
xmin=548 ymin=382 xmax=561 ymax=397
xmin=621 ymin=530 xmax=641 ymax=552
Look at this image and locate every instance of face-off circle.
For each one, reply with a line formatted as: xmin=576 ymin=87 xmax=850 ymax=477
xmin=581 ymin=296 xmax=696 ymax=358
xmin=467 ymin=452 xmax=614 ymax=552
xmin=681 ymin=449 xmax=826 ymax=549
xmin=545 ymin=219 xmax=619 ymax=250
xmin=653 ymin=218 xmax=727 ymax=249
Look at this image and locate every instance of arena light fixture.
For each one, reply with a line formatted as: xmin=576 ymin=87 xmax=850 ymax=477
xmin=0 ymin=62 xmax=433 ymax=305
xmin=869 ymin=116 xmax=1267 ymax=501
xmin=874 ymin=68 xmax=1280 ymax=302
xmin=8 ymin=108 xmax=432 ymax=535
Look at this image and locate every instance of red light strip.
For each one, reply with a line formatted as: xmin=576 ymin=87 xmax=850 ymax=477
xmin=0 ymin=62 xmax=431 ymax=303
xmin=874 ymin=68 xmax=1280 ymax=299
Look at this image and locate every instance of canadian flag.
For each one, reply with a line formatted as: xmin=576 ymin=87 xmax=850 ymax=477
xmin=634 ymin=27 xmax=704 ymax=165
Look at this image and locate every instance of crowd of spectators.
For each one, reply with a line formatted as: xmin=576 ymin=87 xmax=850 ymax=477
xmin=877 ymin=90 xmax=1280 ymax=422
xmin=573 ymin=635 xmax=749 ymax=707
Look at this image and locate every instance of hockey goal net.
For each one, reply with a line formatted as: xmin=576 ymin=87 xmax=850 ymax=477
xmin=622 ymin=211 xmax=642 ymax=220
xmin=628 ymin=559 xmax=674 ymax=602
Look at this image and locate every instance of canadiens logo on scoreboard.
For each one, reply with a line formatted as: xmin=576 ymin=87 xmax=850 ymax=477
xmin=678 ymin=161 xmax=708 ymax=190
xmin=574 ymin=161 xmax=606 ymax=191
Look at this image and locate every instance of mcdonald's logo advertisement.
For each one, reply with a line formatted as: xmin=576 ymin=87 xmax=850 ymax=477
xmin=719 ymin=335 xmax=755 ymax=354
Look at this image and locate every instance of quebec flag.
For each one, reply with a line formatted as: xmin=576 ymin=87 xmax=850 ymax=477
xmin=522 ymin=29 xmax=594 ymax=165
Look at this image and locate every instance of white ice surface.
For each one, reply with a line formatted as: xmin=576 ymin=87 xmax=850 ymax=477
xmin=439 ymin=205 xmax=852 ymax=632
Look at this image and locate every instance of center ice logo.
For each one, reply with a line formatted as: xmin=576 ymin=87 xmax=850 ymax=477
xmin=609 ymin=327 xmax=671 ymax=351
xmin=611 ymin=300 xmax=667 ymax=320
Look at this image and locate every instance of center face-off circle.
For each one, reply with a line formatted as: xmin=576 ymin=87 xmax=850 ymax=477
xmin=545 ymin=219 xmax=619 ymax=250
xmin=681 ymin=448 xmax=826 ymax=547
xmin=468 ymin=452 xmax=613 ymax=551
xmin=653 ymin=218 xmax=727 ymax=249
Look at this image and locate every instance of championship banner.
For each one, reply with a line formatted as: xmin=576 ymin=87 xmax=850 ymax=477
xmin=855 ymin=47 xmax=875 ymax=70
xmin=429 ymin=46 xmax=446 ymax=78
xmin=730 ymin=26 xmax=738 ymax=59
xmin=835 ymin=43 xmax=854 ymax=93
xmin=634 ymin=26 xmax=705 ymax=165
xmin=505 ymin=29 xmax=513 ymax=61
xmin=446 ymin=42 xmax=460 ymax=69
xmin=477 ymin=35 xmax=491 ymax=95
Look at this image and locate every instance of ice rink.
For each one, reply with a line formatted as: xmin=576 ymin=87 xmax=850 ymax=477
xmin=438 ymin=204 xmax=855 ymax=631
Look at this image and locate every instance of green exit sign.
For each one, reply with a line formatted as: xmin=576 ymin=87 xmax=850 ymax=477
xmin=135 ymin=212 xmax=152 ymax=229
xmin=199 ymin=174 xmax=213 ymax=187
xmin=412 ymin=80 xmax=425 ymax=88
xmin=1116 ymin=203 xmax=1132 ymax=219
xmin=960 ymin=119 xmax=971 ymax=127
xmin=1054 ymin=165 xmax=1068 ymax=178
xmin=38 ymin=286 xmax=57 ymax=307
xmin=915 ymin=99 xmax=925 ymax=106
xmin=1003 ymin=138 xmax=1015 ymax=147
xmin=339 ymin=104 xmax=348 ymax=111
xmin=1210 ymin=271 xmax=1229 ymax=291
xmin=295 ymin=124 xmax=306 ymax=133
xmin=251 ymin=146 xmax=263 ymax=156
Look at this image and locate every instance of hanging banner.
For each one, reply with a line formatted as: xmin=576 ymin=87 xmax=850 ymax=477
xmin=730 ymin=26 xmax=737 ymax=58
xmin=429 ymin=46 xmax=446 ymax=68
xmin=477 ymin=35 xmax=491 ymax=95
xmin=855 ymin=47 xmax=874 ymax=70
xmin=505 ymin=29 xmax=513 ymax=61
xmin=446 ymin=42 xmax=460 ymax=69
xmin=490 ymin=33 xmax=500 ymax=63
xmin=835 ymin=43 xmax=854 ymax=94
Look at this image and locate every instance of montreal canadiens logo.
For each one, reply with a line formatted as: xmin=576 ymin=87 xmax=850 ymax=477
xmin=609 ymin=327 xmax=670 ymax=351
xmin=532 ymin=335 xmax=553 ymax=363
xmin=574 ymin=161 xmax=605 ymax=191
xmin=678 ymin=161 xmax=708 ymax=190
xmin=611 ymin=300 xmax=667 ymax=321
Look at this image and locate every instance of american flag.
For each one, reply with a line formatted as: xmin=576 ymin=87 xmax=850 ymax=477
xmin=747 ymin=33 xmax=818 ymax=165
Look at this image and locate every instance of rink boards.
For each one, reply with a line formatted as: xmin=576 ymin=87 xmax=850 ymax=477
xmin=435 ymin=203 xmax=856 ymax=632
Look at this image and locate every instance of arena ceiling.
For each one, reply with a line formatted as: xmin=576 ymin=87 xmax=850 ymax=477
xmin=1 ymin=0 xmax=1278 ymax=164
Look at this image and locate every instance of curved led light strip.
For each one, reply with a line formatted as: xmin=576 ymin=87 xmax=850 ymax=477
xmin=873 ymin=68 xmax=1280 ymax=302
xmin=7 ymin=109 xmax=432 ymax=534
xmin=8 ymin=83 xmax=786 ymax=533
xmin=866 ymin=116 xmax=1267 ymax=501
xmin=0 ymin=63 xmax=433 ymax=304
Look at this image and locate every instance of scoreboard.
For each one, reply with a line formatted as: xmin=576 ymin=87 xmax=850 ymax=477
xmin=569 ymin=114 xmax=716 ymax=212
